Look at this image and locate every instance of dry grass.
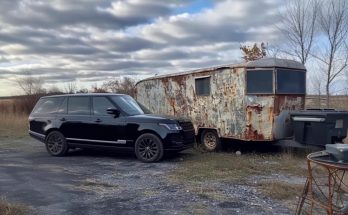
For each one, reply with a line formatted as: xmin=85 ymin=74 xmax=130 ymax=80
xmin=0 ymin=113 xmax=28 ymax=138
xmin=257 ymin=181 xmax=304 ymax=200
xmin=81 ymin=179 xmax=117 ymax=188
xmin=189 ymin=186 xmax=227 ymax=201
xmin=0 ymin=199 xmax=30 ymax=215
xmin=169 ymin=151 xmax=307 ymax=184
xmin=184 ymin=203 xmax=210 ymax=215
xmin=169 ymin=151 xmax=307 ymax=203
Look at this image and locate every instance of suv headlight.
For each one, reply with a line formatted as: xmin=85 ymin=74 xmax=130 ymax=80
xmin=159 ymin=123 xmax=182 ymax=131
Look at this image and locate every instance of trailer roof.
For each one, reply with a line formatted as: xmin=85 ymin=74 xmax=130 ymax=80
xmin=137 ymin=58 xmax=306 ymax=84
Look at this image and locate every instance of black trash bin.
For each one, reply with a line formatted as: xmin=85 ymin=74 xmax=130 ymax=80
xmin=290 ymin=109 xmax=348 ymax=146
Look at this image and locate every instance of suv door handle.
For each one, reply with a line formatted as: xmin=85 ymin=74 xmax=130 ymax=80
xmin=95 ymin=119 xmax=102 ymax=123
xmin=60 ymin=118 xmax=66 ymax=122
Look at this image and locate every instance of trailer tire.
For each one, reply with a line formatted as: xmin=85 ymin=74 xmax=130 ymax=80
xmin=200 ymin=130 xmax=221 ymax=152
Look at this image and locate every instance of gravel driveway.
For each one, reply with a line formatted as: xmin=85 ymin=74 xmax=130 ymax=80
xmin=0 ymin=137 xmax=293 ymax=215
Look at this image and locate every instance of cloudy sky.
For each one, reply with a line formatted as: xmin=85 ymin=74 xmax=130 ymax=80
xmin=0 ymin=0 xmax=283 ymax=96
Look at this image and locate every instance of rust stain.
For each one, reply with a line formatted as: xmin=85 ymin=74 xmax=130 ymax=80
xmin=246 ymin=108 xmax=252 ymax=123
xmin=244 ymin=125 xmax=265 ymax=141
xmin=170 ymin=98 xmax=176 ymax=115
xmin=171 ymin=75 xmax=185 ymax=85
xmin=246 ymin=104 xmax=263 ymax=114
xmin=268 ymin=107 xmax=274 ymax=122
xmin=274 ymin=95 xmax=304 ymax=115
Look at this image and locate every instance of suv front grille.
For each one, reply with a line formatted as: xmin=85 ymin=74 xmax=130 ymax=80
xmin=179 ymin=121 xmax=194 ymax=131
xmin=178 ymin=121 xmax=195 ymax=144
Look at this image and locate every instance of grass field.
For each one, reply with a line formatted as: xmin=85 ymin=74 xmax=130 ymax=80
xmin=0 ymin=113 xmax=27 ymax=138
xmin=168 ymin=150 xmax=308 ymax=208
xmin=169 ymin=151 xmax=307 ymax=183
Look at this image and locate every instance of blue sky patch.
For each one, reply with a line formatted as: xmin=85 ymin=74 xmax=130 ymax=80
xmin=174 ymin=0 xmax=214 ymax=14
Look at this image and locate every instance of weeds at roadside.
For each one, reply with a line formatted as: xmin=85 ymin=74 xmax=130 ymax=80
xmin=0 ymin=198 xmax=32 ymax=215
xmin=0 ymin=113 xmax=27 ymax=138
xmin=73 ymin=178 xmax=120 ymax=197
xmin=189 ymin=186 xmax=227 ymax=201
xmin=82 ymin=179 xmax=117 ymax=188
xmin=184 ymin=203 xmax=210 ymax=215
xmin=168 ymin=150 xmax=307 ymax=203
xmin=257 ymin=181 xmax=304 ymax=200
xmin=169 ymin=151 xmax=307 ymax=184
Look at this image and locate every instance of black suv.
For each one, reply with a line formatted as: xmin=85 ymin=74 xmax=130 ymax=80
xmin=28 ymin=93 xmax=195 ymax=162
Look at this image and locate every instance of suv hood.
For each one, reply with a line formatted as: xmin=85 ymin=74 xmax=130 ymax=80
xmin=127 ymin=114 xmax=190 ymax=124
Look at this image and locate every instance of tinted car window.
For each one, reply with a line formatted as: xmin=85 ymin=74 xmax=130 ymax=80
xmin=32 ymin=97 xmax=63 ymax=114
xmin=111 ymin=95 xmax=144 ymax=116
xmin=68 ymin=97 xmax=90 ymax=115
xmin=93 ymin=97 xmax=114 ymax=115
xmin=57 ymin=97 xmax=67 ymax=114
xmin=137 ymin=102 xmax=152 ymax=114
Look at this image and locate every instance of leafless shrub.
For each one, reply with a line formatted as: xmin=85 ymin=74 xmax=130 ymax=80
xmin=15 ymin=72 xmax=45 ymax=96
xmin=64 ymin=82 xmax=77 ymax=94
xmin=0 ymin=198 xmax=30 ymax=215
xmin=102 ymin=77 xmax=137 ymax=97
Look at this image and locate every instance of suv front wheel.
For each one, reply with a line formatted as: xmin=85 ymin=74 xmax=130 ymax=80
xmin=135 ymin=133 xmax=164 ymax=162
xmin=45 ymin=131 xmax=69 ymax=156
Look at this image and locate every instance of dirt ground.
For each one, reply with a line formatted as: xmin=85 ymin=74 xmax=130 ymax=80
xmin=0 ymin=136 xmax=303 ymax=215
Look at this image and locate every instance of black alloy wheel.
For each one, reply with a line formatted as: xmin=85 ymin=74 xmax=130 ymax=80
xmin=135 ymin=133 xmax=164 ymax=162
xmin=45 ymin=131 xmax=69 ymax=156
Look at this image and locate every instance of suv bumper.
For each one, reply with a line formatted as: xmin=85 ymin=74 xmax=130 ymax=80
xmin=164 ymin=132 xmax=195 ymax=151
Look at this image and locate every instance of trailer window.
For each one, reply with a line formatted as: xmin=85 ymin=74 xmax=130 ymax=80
xmin=195 ymin=77 xmax=210 ymax=96
xmin=246 ymin=70 xmax=273 ymax=94
xmin=276 ymin=69 xmax=305 ymax=94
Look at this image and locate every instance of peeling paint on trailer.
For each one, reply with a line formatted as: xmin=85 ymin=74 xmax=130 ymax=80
xmin=136 ymin=59 xmax=306 ymax=142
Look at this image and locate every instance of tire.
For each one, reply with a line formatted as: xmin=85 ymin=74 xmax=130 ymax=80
xmin=201 ymin=130 xmax=221 ymax=152
xmin=45 ymin=131 xmax=69 ymax=156
xmin=135 ymin=133 xmax=164 ymax=162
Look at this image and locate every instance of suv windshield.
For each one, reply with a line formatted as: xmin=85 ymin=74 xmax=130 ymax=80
xmin=111 ymin=95 xmax=145 ymax=116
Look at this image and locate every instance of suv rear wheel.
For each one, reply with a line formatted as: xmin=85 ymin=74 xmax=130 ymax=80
xmin=45 ymin=131 xmax=69 ymax=156
xmin=135 ymin=133 xmax=164 ymax=162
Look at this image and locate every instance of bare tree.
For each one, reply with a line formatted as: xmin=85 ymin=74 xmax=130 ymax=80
xmin=102 ymin=77 xmax=137 ymax=97
xmin=309 ymin=71 xmax=325 ymax=107
xmin=64 ymin=82 xmax=77 ymax=94
xmin=15 ymin=72 xmax=46 ymax=113
xmin=313 ymin=0 xmax=348 ymax=107
xmin=91 ymin=84 xmax=108 ymax=93
xmin=16 ymin=72 xmax=45 ymax=95
xmin=47 ymin=85 xmax=63 ymax=94
xmin=280 ymin=0 xmax=319 ymax=64
xmin=76 ymin=88 xmax=89 ymax=93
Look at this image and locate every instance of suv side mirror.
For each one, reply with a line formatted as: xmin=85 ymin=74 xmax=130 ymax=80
xmin=107 ymin=108 xmax=121 ymax=118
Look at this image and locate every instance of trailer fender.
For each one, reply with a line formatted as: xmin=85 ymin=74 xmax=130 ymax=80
xmin=273 ymin=110 xmax=294 ymax=140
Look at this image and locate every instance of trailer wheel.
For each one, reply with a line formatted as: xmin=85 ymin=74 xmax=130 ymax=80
xmin=201 ymin=130 xmax=221 ymax=152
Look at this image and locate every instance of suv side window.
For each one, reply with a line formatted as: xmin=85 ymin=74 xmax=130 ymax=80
xmin=32 ymin=97 xmax=63 ymax=114
xmin=93 ymin=97 xmax=114 ymax=115
xmin=57 ymin=97 xmax=67 ymax=114
xmin=68 ymin=97 xmax=90 ymax=115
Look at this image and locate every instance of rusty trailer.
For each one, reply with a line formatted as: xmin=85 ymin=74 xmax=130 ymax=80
xmin=135 ymin=58 xmax=306 ymax=151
